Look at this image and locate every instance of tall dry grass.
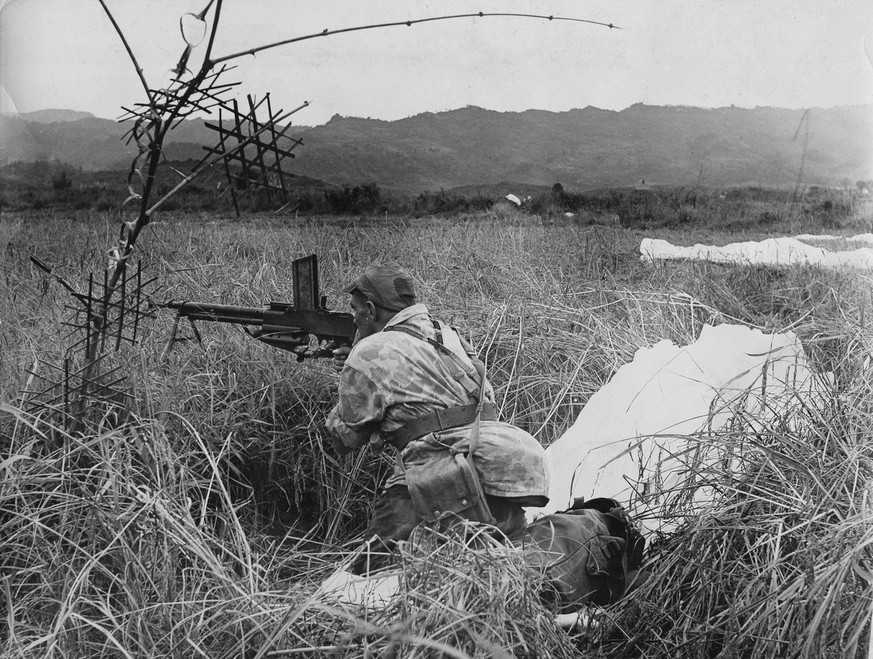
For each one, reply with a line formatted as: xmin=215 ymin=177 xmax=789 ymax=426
xmin=2 ymin=208 xmax=872 ymax=657
xmin=604 ymin=360 xmax=873 ymax=658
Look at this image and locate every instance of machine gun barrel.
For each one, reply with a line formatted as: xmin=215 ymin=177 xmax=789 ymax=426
xmin=163 ymin=301 xmax=267 ymax=326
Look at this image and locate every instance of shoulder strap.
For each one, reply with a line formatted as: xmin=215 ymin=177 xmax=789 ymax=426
xmin=384 ymin=324 xmax=483 ymax=400
xmin=432 ymin=320 xmax=445 ymax=346
xmin=387 ymin=325 xmax=491 ymax=477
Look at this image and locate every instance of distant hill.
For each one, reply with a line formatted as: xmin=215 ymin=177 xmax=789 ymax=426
xmin=2 ymin=104 xmax=871 ymax=192
xmin=19 ymin=109 xmax=98 ymax=123
xmin=292 ymin=105 xmax=873 ymax=192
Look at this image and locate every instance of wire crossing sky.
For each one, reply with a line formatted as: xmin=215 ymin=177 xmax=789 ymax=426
xmin=1 ymin=0 xmax=872 ymax=125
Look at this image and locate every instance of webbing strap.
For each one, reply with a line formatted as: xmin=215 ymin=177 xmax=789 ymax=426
xmin=387 ymin=321 xmax=493 ymax=522
xmin=384 ymin=324 xmax=483 ymax=400
xmin=389 ymin=401 xmax=498 ymax=450
xmin=432 ymin=319 xmax=445 ymax=345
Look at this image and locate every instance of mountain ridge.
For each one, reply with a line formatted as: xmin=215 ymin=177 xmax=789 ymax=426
xmin=2 ymin=104 xmax=871 ymax=192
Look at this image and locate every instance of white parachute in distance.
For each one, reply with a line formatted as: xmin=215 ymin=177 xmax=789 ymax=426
xmin=640 ymin=234 xmax=873 ymax=269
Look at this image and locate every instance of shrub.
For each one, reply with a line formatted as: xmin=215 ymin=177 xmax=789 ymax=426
xmin=673 ymin=203 xmax=699 ymax=226
xmin=50 ymin=170 xmax=72 ymax=191
xmin=324 ymin=182 xmax=382 ymax=214
xmin=95 ymin=195 xmax=117 ymax=212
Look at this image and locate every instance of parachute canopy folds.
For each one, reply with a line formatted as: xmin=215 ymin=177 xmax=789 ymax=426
xmin=529 ymin=323 xmax=818 ymax=535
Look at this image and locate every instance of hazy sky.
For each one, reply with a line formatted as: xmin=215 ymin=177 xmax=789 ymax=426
xmin=1 ymin=0 xmax=872 ymax=126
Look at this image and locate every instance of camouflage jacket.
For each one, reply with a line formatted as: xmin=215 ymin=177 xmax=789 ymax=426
xmin=326 ymin=303 xmax=550 ymax=502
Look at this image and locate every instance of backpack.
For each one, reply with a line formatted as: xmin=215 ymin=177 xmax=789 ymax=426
xmin=510 ymin=498 xmax=645 ymax=612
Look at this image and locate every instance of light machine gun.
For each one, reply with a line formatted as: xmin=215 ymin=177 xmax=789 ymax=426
xmin=160 ymin=255 xmax=355 ymax=361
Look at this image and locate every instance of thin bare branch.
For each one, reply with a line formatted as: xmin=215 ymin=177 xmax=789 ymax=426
xmin=96 ymin=0 xmax=154 ymax=107
xmin=210 ymin=12 xmax=618 ymax=66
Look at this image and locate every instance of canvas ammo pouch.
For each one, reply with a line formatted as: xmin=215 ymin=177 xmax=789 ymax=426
xmin=510 ymin=498 xmax=645 ymax=612
xmin=404 ymin=439 xmax=495 ymax=526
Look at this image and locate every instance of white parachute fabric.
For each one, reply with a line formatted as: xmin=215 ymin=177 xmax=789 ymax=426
xmin=320 ymin=565 xmax=401 ymax=608
xmin=640 ymin=236 xmax=873 ymax=269
xmin=527 ymin=324 xmax=819 ymax=536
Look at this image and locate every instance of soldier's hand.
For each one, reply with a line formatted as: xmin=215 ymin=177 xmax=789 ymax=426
xmin=332 ymin=345 xmax=352 ymax=372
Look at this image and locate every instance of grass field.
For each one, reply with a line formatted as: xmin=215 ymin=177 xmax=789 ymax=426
xmin=2 ymin=204 xmax=872 ymax=657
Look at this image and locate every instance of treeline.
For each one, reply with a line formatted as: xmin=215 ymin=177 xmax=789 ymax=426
xmin=0 ymin=160 xmax=494 ymax=216
xmin=1 ymin=159 xmax=868 ymax=231
xmin=308 ymin=185 xmax=492 ymax=216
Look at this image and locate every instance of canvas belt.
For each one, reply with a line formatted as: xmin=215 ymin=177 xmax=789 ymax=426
xmin=390 ymin=402 xmax=497 ymax=451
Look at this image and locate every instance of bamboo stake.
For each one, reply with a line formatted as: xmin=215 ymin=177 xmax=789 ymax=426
xmin=145 ymin=102 xmax=309 ymax=217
